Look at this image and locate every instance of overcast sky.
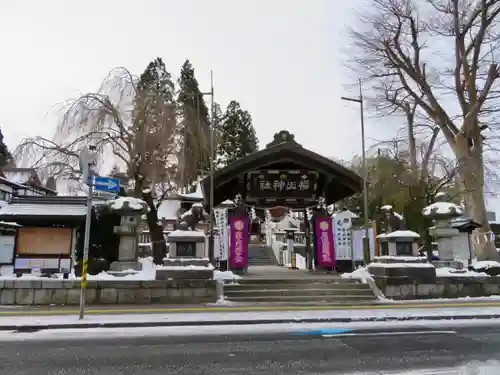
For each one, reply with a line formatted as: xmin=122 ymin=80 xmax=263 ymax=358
xmin=0 ymin=0 xmax=374 ymax=158
xmin=1 ymin=0 xmax=497 ymax=213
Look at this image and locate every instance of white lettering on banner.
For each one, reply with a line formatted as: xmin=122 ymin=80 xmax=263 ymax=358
xmin=233 ymin=220 xmax=245 ymax=263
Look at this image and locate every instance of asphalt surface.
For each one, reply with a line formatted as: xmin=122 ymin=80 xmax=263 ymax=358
xmin=2 ymin=324 xmax=500 ymax=374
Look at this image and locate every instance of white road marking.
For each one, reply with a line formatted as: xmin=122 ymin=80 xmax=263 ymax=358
xmin=322 ymin=330 xmax=457 ymax=338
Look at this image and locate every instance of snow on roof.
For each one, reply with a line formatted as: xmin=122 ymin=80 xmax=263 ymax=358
xmin=0 ymin=203 xmax=87 ymax=217
xmin=383 ymin=230 xmax=420 ymax=239
xmin=423 ymin=201 xmax=464 ymax=216
xmin=178 ymin=182 xmax=204 ymax=200
xmin=157 ymin=199 xmax=180 ymax=220
xmin=168 ymin=230 xmax=206 ymax=238
xmin=107 ymin=197 xmax=147 ymax=211
xmin=332 ymin=210 xmax=358 ymax=219
xmin=0 ymin=221 xmax=21 ymax=227
xmin=393 ymin=212 xmax=403 ymax=220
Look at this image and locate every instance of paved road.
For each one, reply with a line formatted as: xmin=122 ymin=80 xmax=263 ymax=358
xmin=1 ymin=324 xmax=500 ymax=374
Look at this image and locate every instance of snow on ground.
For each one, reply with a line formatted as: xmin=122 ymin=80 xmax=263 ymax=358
xmin=368 ymin=262 xmax=435 ymax=268
xmin=383 ymin=295 xmax=500 ymax=304
xmin=436 ymin=267 xmax=488 ymax=277
xmin=0 ymin=257 xmax=241 ymax=282
xmin=2 ymin=319 xmax=500 ymax=343
xmin=341 ymin=267 xmax=372 ymax=283
xmin=472 ymin=261 xmax=500 ymax=270
xmin=4 ymin=307 xmax=500 ymax=331
xmin=213 ymin=270 xmax=241 ymax=281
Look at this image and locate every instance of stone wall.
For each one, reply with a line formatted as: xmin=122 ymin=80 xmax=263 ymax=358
xmin=375 ymin=276 xmax=500 ymax=300
xmin=0 ymin=279 xmax=217 ymax=305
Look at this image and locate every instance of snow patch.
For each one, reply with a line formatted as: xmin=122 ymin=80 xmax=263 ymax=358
xmin=213 ymin=270 xmax=241 ymax=281
xmin=422 ymin=201 xmax=463 ymax=216
xmin=341 ymin=266 xmax=372 ymax=283
xmin=368 ymin=262 xmax=435 ymax=268
xmin=472 ymin=261 xmax=500 ymax=270
xmin=107 ymin=197 xmax=147 ymax=211
xmin=168 ymin=230 xmax=206 ymax=238
xmin=436 ymin=267 xmax=489 ymax=277
xmin=382 ymin=230 xmax=420 ymax=239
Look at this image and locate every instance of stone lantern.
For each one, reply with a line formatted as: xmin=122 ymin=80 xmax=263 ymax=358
xmin=106 ymin=197 xmax=149 ymax=273
xmin=422 ymin=193 xmax=464 ymax=261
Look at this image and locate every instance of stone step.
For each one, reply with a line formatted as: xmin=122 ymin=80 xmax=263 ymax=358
xmin=225 ymin=282 xmax=372 ymax=291
xmin=224 ymin=288 xmax=375 ymax=298
xmin=225 ymin=295 xmax=375 ymax=303
xmin=235 ymin=278 xmax=363 ymax=285
xmin=248 ymin=259 xmax=277 ymax=264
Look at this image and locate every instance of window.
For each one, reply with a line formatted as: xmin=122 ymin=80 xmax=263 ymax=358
xmin=395 ymin=242 xmax=413 ymax=256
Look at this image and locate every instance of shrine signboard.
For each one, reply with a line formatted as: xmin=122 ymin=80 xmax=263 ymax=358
xmin=245 ymin=170 xmax=318 ymax=205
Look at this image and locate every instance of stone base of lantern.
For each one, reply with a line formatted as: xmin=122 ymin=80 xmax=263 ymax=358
xmin=109 ymin=261 xmax=142 ymax=274
xmin=163 ymin=258 xmax=211 ymax=268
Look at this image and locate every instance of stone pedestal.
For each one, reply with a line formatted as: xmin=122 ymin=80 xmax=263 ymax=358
xmin=377 ymin=230 xmax=420 ymax=256
xmin=109 ymin=215 xmax=142 ymax=273
xmin=105 ymin=197 xmax=149 ymax=276
xmin=156 ymin=230 xmax=211 ymax=280
xmin=429 ymin=222 xmax=461 ymax=261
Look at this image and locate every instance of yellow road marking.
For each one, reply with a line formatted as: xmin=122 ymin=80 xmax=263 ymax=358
xmin=0 ymin=300 xmax=500 ymax=316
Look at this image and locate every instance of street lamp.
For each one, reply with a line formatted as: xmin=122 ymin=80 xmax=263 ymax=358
xmin=341 ymin=78 xmax=371 ymax=265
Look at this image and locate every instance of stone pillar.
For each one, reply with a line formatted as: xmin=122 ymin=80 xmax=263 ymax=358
xmin=163 ymin=230 xmax=209 ymax=267
xmin=422 ymin=195 xmax=463 ymax=263
xmin=106 ymin=197 xmax=149 ymax=275
xmin=110 ymin=215 xmax=142 ymax=272
xmin=284 ymin=228 xmax=298 ymax=269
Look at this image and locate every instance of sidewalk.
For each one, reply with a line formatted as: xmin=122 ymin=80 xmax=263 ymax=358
xmin=2 ymin=298 xmax=500 ymax=316
xmin=2 ymin=303 xmax=500 ymax=331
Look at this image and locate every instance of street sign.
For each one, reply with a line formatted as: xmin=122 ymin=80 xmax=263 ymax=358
xmin=93 ymin=176 xmax=121 ymax=193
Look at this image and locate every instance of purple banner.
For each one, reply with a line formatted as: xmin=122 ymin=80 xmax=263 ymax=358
xmin=314 ymin=217 xmax=336 ymax=267
xmin=229 ymin=216 xmax=249 ymax=268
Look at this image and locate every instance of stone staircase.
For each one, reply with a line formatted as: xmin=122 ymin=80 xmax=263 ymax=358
xmin=248 ymin=245 xmax=277 ymax=266
xmin=223 ymin=278 xmax=377 ymax=304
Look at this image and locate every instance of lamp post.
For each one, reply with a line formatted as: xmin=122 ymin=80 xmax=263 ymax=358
xmin=341 ymin=78 xmax=370 ymax=265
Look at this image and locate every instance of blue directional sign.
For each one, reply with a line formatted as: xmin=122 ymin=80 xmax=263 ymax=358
xmin=93 ymin=176 xmax=121 ymax=193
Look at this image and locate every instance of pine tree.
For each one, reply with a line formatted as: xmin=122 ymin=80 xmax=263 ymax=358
xmin=177 ymin=60 xmax=210 ymax=185
xmin=134 ymin=57 xmax=176 ymax=265
xmin=216 ymin=101 xmax=258 ymax=169
xmin=0 ymin=128 xmax=12 ymax=171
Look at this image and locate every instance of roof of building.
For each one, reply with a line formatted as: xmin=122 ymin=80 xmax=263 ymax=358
xmin=2 ymin=168 xmax=57 ymax=194
xmin=0 ymin=196 xmax=87 ymax=218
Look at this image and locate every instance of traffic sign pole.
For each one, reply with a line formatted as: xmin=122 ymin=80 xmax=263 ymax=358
xmin=79 ymin=149 xmax=97 ymax=321
xmin=79 ymin=172 xmax=93 ymax=320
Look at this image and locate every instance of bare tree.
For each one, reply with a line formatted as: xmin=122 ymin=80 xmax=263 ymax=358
xmin=348 ymin=0 xmax=500 ymax=260
xmin=15 ymin=67 xmax=179 ymax=264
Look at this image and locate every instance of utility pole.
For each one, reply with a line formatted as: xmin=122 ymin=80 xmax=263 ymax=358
xmin=78 ymin=145 xmax=97 ymax=320
xmin=201 ymin=71 xmax=216 ymax=263
xmin=341 ymin=78 xmax=370 ymax=264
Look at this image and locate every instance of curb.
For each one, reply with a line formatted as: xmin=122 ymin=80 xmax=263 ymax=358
xmin=4 ymin=314 xmax=500 ymax=332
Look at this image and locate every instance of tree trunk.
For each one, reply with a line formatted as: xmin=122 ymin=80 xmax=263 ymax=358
xmin=454 ymin=135 xmax=497 ymax=261
xmin=142 ymin=189 xmax=167 ymax=265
